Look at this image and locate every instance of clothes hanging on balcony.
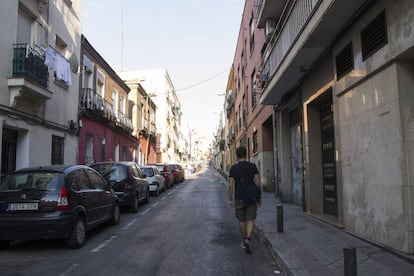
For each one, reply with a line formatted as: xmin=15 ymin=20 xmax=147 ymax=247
xmin=44 ymin=46 xmax=72 ymax=86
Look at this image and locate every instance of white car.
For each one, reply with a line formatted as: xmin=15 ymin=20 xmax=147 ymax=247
xmin=140 ymin=165 xmax=166 ymax=196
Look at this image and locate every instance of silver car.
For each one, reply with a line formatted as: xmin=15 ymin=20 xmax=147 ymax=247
xmin=140 ymin=165 xmax=165 ymax=196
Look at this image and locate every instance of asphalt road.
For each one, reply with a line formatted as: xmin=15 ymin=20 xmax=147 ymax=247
xmin=0 ymin=167 xmax=280 ymax=276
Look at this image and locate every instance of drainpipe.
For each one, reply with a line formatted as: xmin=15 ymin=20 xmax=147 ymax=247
xmin=273 ymin=105 xmax=280 ymax=198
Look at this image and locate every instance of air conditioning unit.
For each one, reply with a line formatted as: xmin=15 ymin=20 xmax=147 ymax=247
xmin=265 ymin=18 xmax=276 ymax=37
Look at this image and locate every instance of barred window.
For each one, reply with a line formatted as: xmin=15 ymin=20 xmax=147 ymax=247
xmin=52 ymin=135 xmax=64 ymax=164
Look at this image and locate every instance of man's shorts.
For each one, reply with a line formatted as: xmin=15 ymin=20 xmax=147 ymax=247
xmin=235 ymin=200 xmax=257 ymax=222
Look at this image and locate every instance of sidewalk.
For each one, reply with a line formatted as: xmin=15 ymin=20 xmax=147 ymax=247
xmin=254 ymin=192 xmax=414 ymax=276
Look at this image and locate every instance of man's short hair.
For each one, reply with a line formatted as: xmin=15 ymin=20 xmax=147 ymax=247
xmin=236 ymin=146 xmax=247 ymax=159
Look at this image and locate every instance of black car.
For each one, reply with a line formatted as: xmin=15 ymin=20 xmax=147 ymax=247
xmin=90 ymin=161 xmax=150 ymax=213
xmin=0 ymin=165 xmax=120 ymax=249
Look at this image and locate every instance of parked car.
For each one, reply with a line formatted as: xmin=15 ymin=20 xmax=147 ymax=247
xmin=150 ymin=163 xmax=174 ymax=189
xmin=168 ymin=164 xmax=185 ymax=184
xmin=90 ymin=161 xmax=149 ymax=213
xmin=175 ymin=164 xmax=185 ymax=182
xmin=140 ymin=165 xmax=165 ymax=196
xmin=0 ymin=165 xmax=120 ymax=250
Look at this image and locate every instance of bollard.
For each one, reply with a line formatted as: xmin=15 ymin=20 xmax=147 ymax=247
xmin=343 ymin=247 xmax=357 ymax=276
xmin=277 ymin=204 xmax=283 ymax=233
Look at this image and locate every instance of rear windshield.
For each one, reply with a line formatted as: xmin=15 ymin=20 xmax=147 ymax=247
xmin=0 ymin=172 xmax=63 ymax=192
xmin=155 ymin=165 xmax=165 ymax=172
xmin=91 ymin=164 xmax=128 ymax=181
xmin=141 ymin=167 xmax=154 ymax=177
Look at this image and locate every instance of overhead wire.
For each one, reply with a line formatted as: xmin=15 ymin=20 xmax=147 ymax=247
xmin=174 ymin=67 xmax=231 ymax=93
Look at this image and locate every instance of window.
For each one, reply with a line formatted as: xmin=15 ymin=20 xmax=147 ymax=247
xmin=120 ymin=96 xmax=126 ymax=114
xmin=335 ymin=43 xmax=354 ymax=80
xmin=51 ymin=135 xmax=64 ymax=164
xmin=86 ymin=134 xmax=94 ymax=164
xmin=361 ymin=10 xmax=388 ymax=61
xmin=252 ymin=131 xmax=258 ymax=154
xmin=251 ymin=69 xmax=257 ymax=107
xmin=122 ymin=146 xmax=127 ymax=161
xmin=97 ymin=69 xmax=105 ymax=97
xmin=112 ymin=90 xmax=118 ymax=116
xmin=86 ymin=169 xmax=106 ymax=189
xmin=70 ymin=169 xmax=91 ymax=190
xmin=249 ymin=18 xmax=255 ymax=53
xmin=17 ymin=8 xmax=32 ymax=44
xmin=55 ymin=35 xmax=67 ymax=56
xmin=100 ymin=138 xmax=105 ymax=162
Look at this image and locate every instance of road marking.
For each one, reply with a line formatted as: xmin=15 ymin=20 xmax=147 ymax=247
xmin=121 ymin=218 xmax=137 ymax=230
xmin=90 ymin=235 xmax=117 ymax=253
xmin=160 ymin=196 xmax=167 ymax=200
xmin=141 ymin=208 xmax=150 ymax=215
xmin=152 ymin=202 xmax=159 ymax=207
xmin=59 ymin=264 xmax=79 ymax=276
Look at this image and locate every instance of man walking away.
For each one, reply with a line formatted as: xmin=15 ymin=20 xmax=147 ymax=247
xmin=228 ymin=146 xmax=261 ymax=254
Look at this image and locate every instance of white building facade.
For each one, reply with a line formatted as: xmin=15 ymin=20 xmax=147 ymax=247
xmin=0 ymin=0 xmax=81 ymax=178
xmin=118 ymin=69 xmax=183 ymax=163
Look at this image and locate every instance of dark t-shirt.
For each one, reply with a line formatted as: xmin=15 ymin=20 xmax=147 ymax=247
xmin=229 ymin=161 xmax=259 ymax=201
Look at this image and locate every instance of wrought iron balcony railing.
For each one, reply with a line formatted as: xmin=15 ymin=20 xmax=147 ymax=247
xmin=12 ymin=43 xmax=48 ymax=88
xmin=260 ymin=0 xmax=320 ymax=84
xmin=81 ymin=88 xmax=133 ymax=132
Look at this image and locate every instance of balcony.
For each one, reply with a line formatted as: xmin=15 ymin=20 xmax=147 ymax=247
xmin=257 ymin=0 xmax=370 ymax=105
xmin=8 ymin=44 xmax=51 ymax=107
xmin=81 ymin=88 xmax=133 ymax=133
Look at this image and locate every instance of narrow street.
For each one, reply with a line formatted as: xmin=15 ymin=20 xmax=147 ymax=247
xmin=0 ymin=167 xmax=279 ymax=276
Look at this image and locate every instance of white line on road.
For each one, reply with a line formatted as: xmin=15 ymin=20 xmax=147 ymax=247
xmin=160 ymin=196 xmax=167 ymax=200
xmin=152 ymin=202 xmax=159 ymax=207
xmin=59 ymin=263 xmax=79 ymax=276
xmin=90 ymin=235 xmax=118 ymax=253
xmin=141 ymin=208 xmax=150 ymax=215
xmin=121 ymin=218 xmax=137 ymax=230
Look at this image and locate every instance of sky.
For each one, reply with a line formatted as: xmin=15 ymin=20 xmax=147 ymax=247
xmin=82 ymin=0 xmax=245 ymax=141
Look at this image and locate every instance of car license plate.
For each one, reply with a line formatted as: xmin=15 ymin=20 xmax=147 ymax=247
xmin=8 ymin=203 xmax=38 ymax=211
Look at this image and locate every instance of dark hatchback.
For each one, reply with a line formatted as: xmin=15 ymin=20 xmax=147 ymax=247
xmin=90 ymin=161 xmax=150 ymax=213
xmin=0 ymin=165 xmax=120 ymax=250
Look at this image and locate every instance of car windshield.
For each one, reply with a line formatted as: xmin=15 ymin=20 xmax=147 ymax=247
xmin=0 ymin=171 xmax=62 ymax=192
xmin=155 ymin=165 xmax=165 ymax=172
xmin=141 ymin=168 xmax=154 ymax=177
xmin=91 ymin=164 xmax=128 ymax=181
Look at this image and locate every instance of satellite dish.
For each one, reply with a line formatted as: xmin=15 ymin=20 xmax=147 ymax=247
xmin=69 ymin=53 xmax=79 ymax=73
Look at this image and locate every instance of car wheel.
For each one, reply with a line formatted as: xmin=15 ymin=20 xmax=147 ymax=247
xmin=129 ymin=195 xmax=139 ymax=213
xmin=0 ymin=241 xmax=11 ymax=250
xmin=143 ymin=189 xmax=150 ymax=204
xmin=110 ymin=203 xmax=121 ymax=225
xmin=155 ymin=185 xmax=160 ymax=196
xmin=66 ymin=216 xmax=86 ymax=249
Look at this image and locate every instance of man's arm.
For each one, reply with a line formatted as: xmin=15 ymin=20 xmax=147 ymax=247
xmin=254 ymin=173 xmax=262 ymax=206
xmin=228 ymin=177 xmax=234 ymax=208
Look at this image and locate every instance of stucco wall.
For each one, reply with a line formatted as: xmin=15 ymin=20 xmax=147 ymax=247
xmin=337 ymin=63 xmax=413 ymax=252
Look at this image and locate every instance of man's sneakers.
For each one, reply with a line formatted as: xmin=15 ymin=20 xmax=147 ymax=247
xmin=243 ymin=238 xmax=252 ymax=254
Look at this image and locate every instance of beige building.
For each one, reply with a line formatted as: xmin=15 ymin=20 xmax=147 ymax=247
xmin=118 ymin=69 xmax=183 ymax=163
xmin=0 ymin=0 xmax=81 ymax=178
xmin=257 ymin=0 xmax=414 ymax=254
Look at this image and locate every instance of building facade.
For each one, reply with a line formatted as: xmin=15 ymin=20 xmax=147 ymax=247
xmin=0 ymin=0 xmax=81 ymax=178
xmin=257 ymin=0 xmax=414 ymax=254
xmin=122 ymin=80 xmax=157 ymax=165
xmin=229 ymin=0 xmax=275 ymax=192
xmin=78 ymin=35 xmax=138 ymax=164
xmin=118 ymin=69 xmax=183 ymax=164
